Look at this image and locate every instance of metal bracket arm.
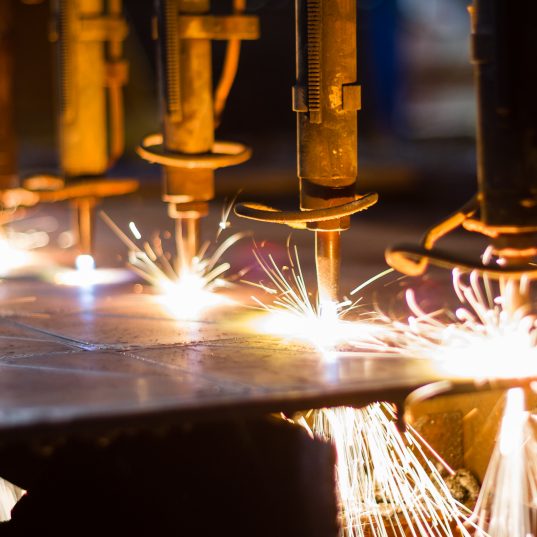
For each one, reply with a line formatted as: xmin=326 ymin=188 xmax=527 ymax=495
xmin=178 ymin=15 xmax=259 ymax=40
xmin=234 ymin=193 xmax=378 ymax=230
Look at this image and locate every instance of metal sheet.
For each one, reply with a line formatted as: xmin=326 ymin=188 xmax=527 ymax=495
xmin=0 ymin=202 xmax=444 ymax=440
xmin=0 ymin=281 xmax=440 ymax=440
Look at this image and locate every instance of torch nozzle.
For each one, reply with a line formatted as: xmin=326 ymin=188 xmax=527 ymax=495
xmin=73 ymin=197 xmax=96 ymax=258
xmin=315 ymin=230 xmax=341 ymax=308
xmin=175 ymin=216 xmax=201 ymax=274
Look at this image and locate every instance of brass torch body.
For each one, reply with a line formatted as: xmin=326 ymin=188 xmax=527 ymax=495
xmin=56 ymin=0 xmax=109 ymax=178
xmin=72 ymin=197 xmax=96 ymax=258
xmin=157 ymin=0 xmax=214 ymax=267
xmin=0 ymin=0 xmax=17 ymax=190
xmin=54 ymin=0 xmax=126 ymax=257
xmin=294 ymin=0 xmax=360 ymax=303
xmin=315 ymin=231 xmax=341 ymax=305
xmin=470 ymin=0 xmax=537 ymax=311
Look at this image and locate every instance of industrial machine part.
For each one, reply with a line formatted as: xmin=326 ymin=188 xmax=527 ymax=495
xmin=235 ymin=0 xmax=378 ymax=305
xmin=137 ymin=0 xmax=258 ymax=270
xmin=405 ymin=380 xmax=537 ymax=486
xmin=0 ymin=0 xmax=40 ymax=215
xmin=23 ymin=0 xmax=138 ymax=260
xmin=386 ymin=0 xmax=537 ymax=289
xmin=0 ymin=0 xmax=16 ymax=193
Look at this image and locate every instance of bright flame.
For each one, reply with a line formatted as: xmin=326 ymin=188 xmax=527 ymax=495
xmin=101 ymin=206 xmax=246 ymax=321
xmin=155 ymin=264 xmax=233 ymax=320
xmin=0 ymin=236 xmax=32 ymax=276
xmin=248 ymin=244 xmax=391 ymax=352
xmin=472 ymin=388 xmax=537 ymax=537
xmin=0 ymin=226 xmax=49 ymax=276
xmin=54 ymin=254 xmax=131 ymax=286
xmin=302 ymin=404 xmax=473 ymax=537
xmin=373 ymin=270 xmax=537 ymax=381
xmin=75 ymin=254 xmax=95 ymax=273
xmin=254 ymin=295 xmax=356 ymax=352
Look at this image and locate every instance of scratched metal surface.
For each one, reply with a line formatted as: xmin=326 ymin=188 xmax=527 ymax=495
xmin=0 ymin=198 xmax=461 ymax=440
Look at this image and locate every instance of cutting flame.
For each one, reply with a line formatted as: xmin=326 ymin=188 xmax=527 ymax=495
xmin=0 ymin=225 xmax=49 ymax=276
xmin=371 ymin=269 xmax=537 ymax=381
xmin=75 ymin=253 xmax=95 ymax=273
xmin=472 ymin=388 xmax=537 ymax=537
xmin=101 ymin=203 xmax=247 ymax=320
xmin=298 ymin=404 xmax=473 ymax=537
xmin=54 ymin=253 xmax=130 ymax=287
xmin=247 ymin=242 xmax=391 ymax=352
xmin=0 ymin=235 xmax=32 ymax=276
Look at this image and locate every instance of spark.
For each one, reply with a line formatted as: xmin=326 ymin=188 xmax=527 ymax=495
xmin=129 ymin=222 xmax=142 ymax=240
xmin=0 ymin=477 xmax=25 ymax=522
xmin=101 ymin=210 xmax=247 ymax=320
xmin=471 ymin=388 xmax=537 ymax=537
xmin=216 ymin=195 xmax=237 ymax=239
xmin=371 ymin=270 xmax=537 ymax=381
xmin=304 ymin=404 xmax=473 ymax=537
xmin=247 ymin=242 xmax=390 ymax=352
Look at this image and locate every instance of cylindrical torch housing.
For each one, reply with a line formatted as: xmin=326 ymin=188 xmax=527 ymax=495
xmin=471 ymin=0 xmax=537 ymax=230
xmin=155 ymin=0 xmax=214 ymax=206
xmin=0 ymin=0 xmax=17 ymax=190
xmin=294 ymin=0 xmax=361 ymax=230
xmin=54 ymin=0 xmax=109 ymax=179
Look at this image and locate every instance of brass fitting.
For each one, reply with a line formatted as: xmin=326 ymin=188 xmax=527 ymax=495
xmin=0 ymin=0 xmax=16 ymax=193
xmin=236 ymin=0 xmax=377 ymax=304
xmin=140 ymin=0 xmax=258 ymax=267
xmin=23 ymin=0 xmax=137 ymax=260
xmin=387 ymin=0 xmax=537 ymax=291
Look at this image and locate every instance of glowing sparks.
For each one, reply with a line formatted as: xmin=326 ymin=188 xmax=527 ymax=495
xmin=248 ymin=244 xmax=389 ymax=352
xmin=498 ymin=388 xmax=526 ymax=457
xmin=156 ymin=265 xmax=234 ymax=320
xmin=129 ymin=221 xmax=142 ymax=240
xmin=249 ymin=257 xmax=354 ymax=350
xmin=216 ymin=195 xmax=235 ymax=239
xmin=472 ymin=388 xmax=537 ymax=537
xmin=372 ymin=270 xmax=537 ymax=381
xmin=0 ymin=477 xmax=25 ymax=522
xmin=101 ymin=210 xmax=246 ymax=320
xmin=304 ymin=404 xmax=473 ymax=537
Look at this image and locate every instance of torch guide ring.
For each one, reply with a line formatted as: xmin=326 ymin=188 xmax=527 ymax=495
xmin=386 ymin=195 xmax=537 ymax=278
xmin=234 ymin=193 xmax=379 ymax=230
xmin=23 ymin=174 xmax=139 ymax=202
xmin=137 ymin=133 xmax=251 ymax=171
xmin=386 ymin=243 xmax=537 ymax=279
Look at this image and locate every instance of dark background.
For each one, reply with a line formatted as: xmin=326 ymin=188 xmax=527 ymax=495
xmin=11 ymin=0 xmax=477 ymax=218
